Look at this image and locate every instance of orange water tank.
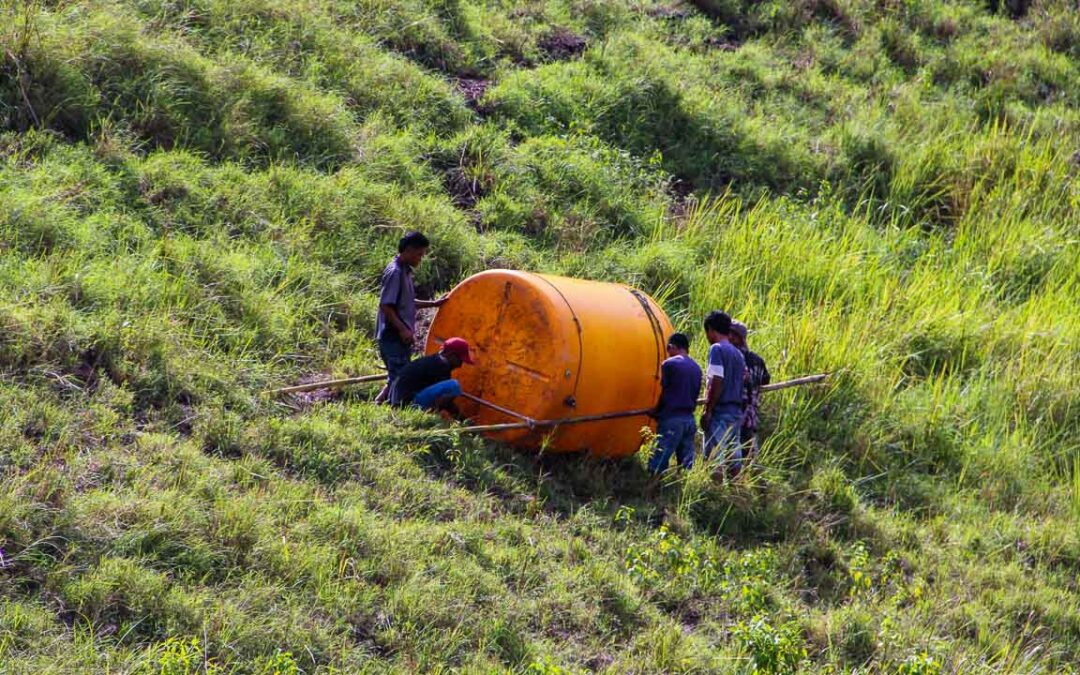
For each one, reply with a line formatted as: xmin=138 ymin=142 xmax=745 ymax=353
xmin=424 ymin=270 xmax=675 ymax=458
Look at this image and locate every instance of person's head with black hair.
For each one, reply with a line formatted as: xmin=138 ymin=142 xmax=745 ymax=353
xmin=397 ymin=231 xmax=430 ymax=267
xmin=703 ymin=311 xmax=732 ymax=345
xmin=666 ymin=332 xmax=691 ymax=356
xmin=729 ymin=320 xmax=748 ymax=349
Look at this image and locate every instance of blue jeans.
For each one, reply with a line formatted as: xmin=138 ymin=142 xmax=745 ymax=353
xmin=413 ymin=379 xmax=462 ymax=410
xmin=378 ymin=335 xmax=412 ymax=386
xmin=648 ymin=414 xmax=697 ymax=474
xmin=704 ymin=406 xmax=744 ymax=469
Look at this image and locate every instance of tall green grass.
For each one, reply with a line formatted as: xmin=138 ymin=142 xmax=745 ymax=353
xmin=1 ymin=0 xmax=1079 ymax=671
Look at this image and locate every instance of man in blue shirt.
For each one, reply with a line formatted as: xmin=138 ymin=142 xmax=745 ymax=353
xmin=701 ymin=311 xmax=746 ymax=476
xmin=374 ymin=231 xmax=447 ymax=403
xmin=647 ymin=333 xmax=703 ymax=475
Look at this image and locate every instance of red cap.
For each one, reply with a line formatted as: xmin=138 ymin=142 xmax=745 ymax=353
xmin=442 ymin=337 xmax=474 ymax=364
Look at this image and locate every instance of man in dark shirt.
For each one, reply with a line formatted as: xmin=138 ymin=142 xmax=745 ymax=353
xmin=730 ymin=320 xmax=770 ymax=464
xmin=375 ymin=231 xmax=447 ymax=403
xmin=701 ymin=311 xmax=746 ymax=476
xmin=389 ymin=337 xmax=474 ymax=414
xmin=647 ymin=333 xmax=703 ymax=474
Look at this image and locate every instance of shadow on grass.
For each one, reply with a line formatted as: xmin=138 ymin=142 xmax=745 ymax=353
xmin=413 ymin=427 xmax=859 ymax=550
xmin=416 ymin=433 xmax=655 ymax=518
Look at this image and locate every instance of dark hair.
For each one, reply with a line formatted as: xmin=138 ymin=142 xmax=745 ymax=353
xmin=667 ymin=333 xmax=690 ymax=351
xmin=703 ymin=310 xmax=732 ymax=334
xmin=399 ymin=231 xmax=430 ymax=252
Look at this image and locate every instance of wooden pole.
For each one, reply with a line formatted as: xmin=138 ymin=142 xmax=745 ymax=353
xmin=759 ymin=373 xmax=829 ymax=393
xmin=264 ymin=373 xmax=386 ymax=396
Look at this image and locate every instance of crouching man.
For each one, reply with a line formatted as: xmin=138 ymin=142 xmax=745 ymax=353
xmin=389 ymin=337 xmax=474 ymax=416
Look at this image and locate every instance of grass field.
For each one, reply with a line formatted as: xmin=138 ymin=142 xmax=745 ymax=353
xmin=2 ymin=0 xmax=1079 ymax=672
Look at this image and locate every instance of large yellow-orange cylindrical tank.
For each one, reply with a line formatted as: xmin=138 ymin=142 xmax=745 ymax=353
xmin=424 ymin=270 xmax=674 ymax=458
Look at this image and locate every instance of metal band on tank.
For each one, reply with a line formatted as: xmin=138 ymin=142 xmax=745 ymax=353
xmin=629 ymin=289 xmax=666 ymax=386
xmin=534 ymin=274 xmax=584 ymax=406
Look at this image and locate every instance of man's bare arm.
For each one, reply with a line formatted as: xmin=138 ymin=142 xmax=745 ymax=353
xmin=704 ymin=375 xmax=721 ymax=419
xmin=415 ymin=296 xmax=448 ymax=309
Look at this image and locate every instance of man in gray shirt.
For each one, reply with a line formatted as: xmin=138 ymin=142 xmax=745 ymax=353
xmin=374 ymin=231 xmax=446 ymax=403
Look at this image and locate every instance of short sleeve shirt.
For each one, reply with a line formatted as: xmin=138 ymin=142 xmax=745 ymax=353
xmin=375 ymin=256 xmax=416 ymax=340
xmin=740 ymin=348 xmax=770 ymax=431
xmin=656 ymin=354 xmax=703 ymax=418
xmin=707 ymin=341 xmax=746 ymax=412
xmin=389 ymin=354 xmax=453 ymax=406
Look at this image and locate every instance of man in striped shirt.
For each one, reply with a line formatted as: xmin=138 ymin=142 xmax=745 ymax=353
xmin=730 ymin=320 xmax=770 ymax=464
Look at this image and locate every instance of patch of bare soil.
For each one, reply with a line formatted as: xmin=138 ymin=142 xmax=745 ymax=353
xmin=455 ymin=77 xmax=490 ymax=109
xmin=703 ymin=35 xmax=739 ymax=51
xmin=414 ymin=307 xmax=437 ymax=352
xmin=669 ymin=176 xmax=695 ymax=201
xmin=290 ymin=372 xmax=344 ymax=406
xmin=648 ymin=5 xmax=692 ymax=19
xmin=443 ymin=166 xmax=485 ymax=209
xmin=539 ymin=28 xmax=587 ymax=61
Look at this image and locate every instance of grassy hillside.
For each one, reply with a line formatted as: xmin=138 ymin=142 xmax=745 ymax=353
xmin=2 ymin=0 xmax=1079 ymax=672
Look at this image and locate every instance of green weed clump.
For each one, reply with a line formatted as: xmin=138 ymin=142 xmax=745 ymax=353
xmin=432 ymin=125 xmax=669 ymax=246
xmin=1 ymin=0 xmax=1079 ymax=672
xmin=3 ymin=5 xmax=358 ymax=166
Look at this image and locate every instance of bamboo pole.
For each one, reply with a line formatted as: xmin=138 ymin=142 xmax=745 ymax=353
xmin=264 ymin=373 xmax=386 ymax=396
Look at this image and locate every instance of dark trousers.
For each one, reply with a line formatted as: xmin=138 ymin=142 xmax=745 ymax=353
xmin=378 ymin=336 xmax=412 ymax=386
